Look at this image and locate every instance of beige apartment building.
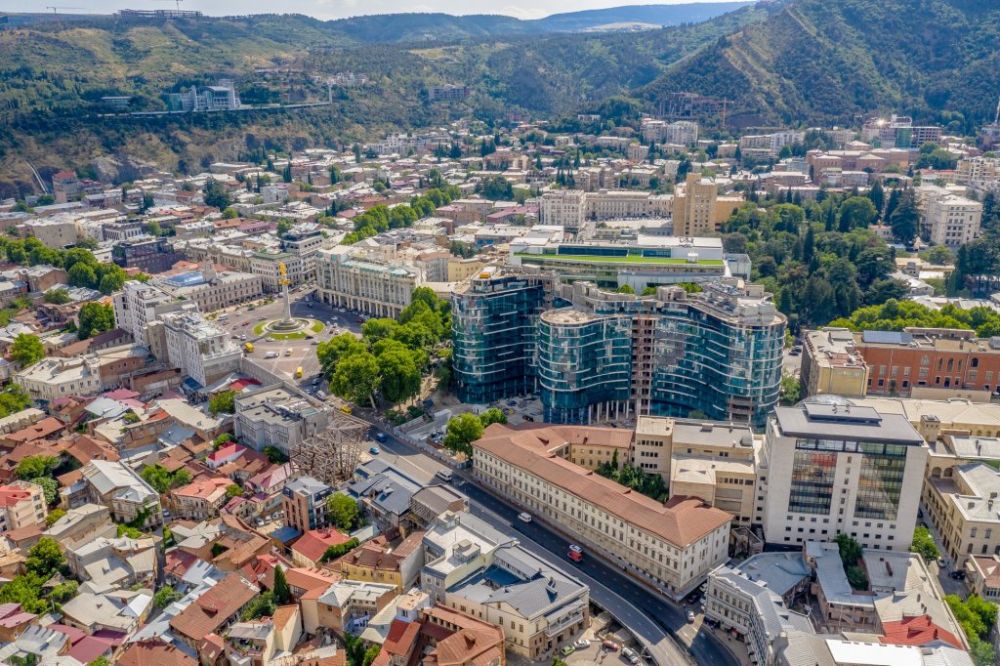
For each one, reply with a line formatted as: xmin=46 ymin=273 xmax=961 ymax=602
xmin=671 ymin=173 xmax=743 ymax=236
xmin=0 ymin=481 xmax=47 ymax=532
xmin=923 ymin=462 xmax=1000 ymax=565
xmin=849 ymin=396 xmax=1000 ymax=441
xmin=800 ymin=328 xmax=870 ymax=398
xmin=633 ymin=416 xmax=759 ymax=526
xmin=539 ymin=189 xmax=586 ymax=231
xmin=473 ymin=423 xmax=732 ymax=599
xmin=922 ymin=194 xmax=982 ymax=248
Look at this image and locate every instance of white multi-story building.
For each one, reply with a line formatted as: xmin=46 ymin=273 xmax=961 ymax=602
xmin=759 ymin=399 xmax=928 ymax=552
xmin=314 ymin=246 xmax=422 ymax=318
xmin=152 ymin=265 xmax=263 ymax=313
xmin=539 ymin=190 xmax=586 ymax=232
xmin=421 ymin=510 xmax=590 ymax=659
xmin=640 ymin=119 xmax=699 ymax=147
xmin=473 ymin=423 xmax=732 ymax=599
xmin=234 ymin=385 xmax=329 ymax=456
xmin=250 ymin=251 xmax=306 ymax=291
xmin=922 ymin=194 xmax=983 ymax=248
xmin=739 ymin=131 xmax=805 ymax=159
xmin=161 ymin=311 xmax=242 ymax=388
xmin=113 ymin=281 xmax=194 ymax=347
xmin=23 ymin=216 xmax=78 ymax=249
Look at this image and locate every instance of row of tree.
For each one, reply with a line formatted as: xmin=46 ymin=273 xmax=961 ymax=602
xmin=0 ymin=237 xmax=127 ymax=294
xmin=342 ymin=185 xmax=461 ymax=245
xmin=318 ymin=288 xmax=451 ymax=407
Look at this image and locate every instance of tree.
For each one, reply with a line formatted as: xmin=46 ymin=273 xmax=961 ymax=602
xmin=16 ymin=455 xmax=58 ymax=481
xmin=867 ymin=180 xmax=885 ymax=218
xmin=838 ymin=196 xmax=878 ymax=232
xmin=377 ymin=349 xmax=421 ymax=404
xmin=263 ymin=446 xmax=288 ymax=464
xmin=45 ymin=508 xmax=66 ymax=527
xmin=326 ymin=493 xmax=360 ymax=530
xmin=615 ymin=284 xmax=635 ymax=294
xmin=317 ymin=333 xmax=367 ymax=377
xmin=89 ymin=658 xmax=111 ymax=666
xmin=477 ymin=175 xmax=514 ymax=201
xmin=910 ymin=526 xmax=940 ymax=562
xmin=780 ymin=375 xmax=802 ymax=405
xmin=213 ymin=433 xmax=233 ymax=448
xmin=154 ymin=585 xmax=182 ymax=609
xmin=67 ymin=262 xmax=97 ymax=289
xmin=889 ymin=189 xmax=919 ymax=245
xmin=208 ymin=390 xmax=236 ymax=415
xmin=226 ymin=484 xmax=242 ymax=498
xmin=43 ymin=288 xmax=70 ymax=304
xmin=361 ymin=318 xmax=400 ymax=343
xmin=330 ymin=352 xmax=380 ymax=407
xmin=25 ymin=537 xmax=64 ymax=579
xmin=203 ymin=178 xmax=230 ymax=210
xmin=11 ymin=333 xmax=44 ymax=366
xmin=443 ymin=413 xmax=485 ymax=455
xmin=241 ymin=591 xmax=276 ymax=621
xmin=479 ymin=407 xmax=507 ymax=426
xmin=273 ymin=565 xmax=292 ymax=604
xmin=921 ymin=245 xmax=955 ymax=266
xmin=322 ymin=537 xmax=360 ymax=562
xmin=77 ymin=302 xmax=114 ymax=339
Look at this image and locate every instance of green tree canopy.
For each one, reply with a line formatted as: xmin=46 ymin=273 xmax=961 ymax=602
xmin=443 ymin=413 xmax=485 ymax=455
xmin=326 ymin=493 xmax=360 ymax=530
xmin=77 ymin=302 xmax=115 ymax=340
xmin=11 ymin=333 xmax=45 ymax=367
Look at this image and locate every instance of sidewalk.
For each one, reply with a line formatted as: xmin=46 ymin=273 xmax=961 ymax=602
xmin=702 ymin=625 xmax=751 ymax=665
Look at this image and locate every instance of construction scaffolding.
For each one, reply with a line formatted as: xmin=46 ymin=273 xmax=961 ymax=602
xmin=289 ymin=413 xmax=367 ymax=485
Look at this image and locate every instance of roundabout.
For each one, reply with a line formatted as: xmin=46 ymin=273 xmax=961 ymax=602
xmin=252 ymin=261 xmax=326 ymax=340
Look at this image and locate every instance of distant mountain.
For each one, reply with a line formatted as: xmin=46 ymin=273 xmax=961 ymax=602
xmin=532 ymin=3 xmax=753 ymax=32
xmin=639 ymin=0 xmax=1000 ymax=128
xmin=320 ymin=3 xmax=754 ymax=42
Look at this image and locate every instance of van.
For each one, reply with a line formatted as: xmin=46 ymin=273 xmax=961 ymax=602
xmin=265 ymin=351 xmax=279 ymax=359
xmin=517 ymin=512 xmax=532 ymax=523
xmin=435 ymin=469 xmax=453 ymax=482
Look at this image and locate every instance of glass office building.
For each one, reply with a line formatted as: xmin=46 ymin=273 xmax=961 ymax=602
xmin=536 ymin=280 xmax=786 ymax=427
xmin=452 ymin=273 xmax=550 ymax=404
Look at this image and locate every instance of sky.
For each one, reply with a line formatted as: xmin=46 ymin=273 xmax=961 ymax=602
xmin=5 ymin=0 xmax=739 ymax=22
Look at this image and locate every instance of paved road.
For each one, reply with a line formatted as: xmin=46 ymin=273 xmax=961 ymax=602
xmin=374 ymin=430 xmax=739 ymax=666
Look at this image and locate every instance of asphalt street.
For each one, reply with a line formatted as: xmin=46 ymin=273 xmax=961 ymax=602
xmin=374 ymin=429 xmax=740 ymax=666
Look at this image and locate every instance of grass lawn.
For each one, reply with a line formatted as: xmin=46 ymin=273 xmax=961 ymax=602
xmin=516 ymin=253 xmax=724 ymax=266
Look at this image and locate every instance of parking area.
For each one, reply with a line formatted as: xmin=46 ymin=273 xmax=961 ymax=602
xmin=555 ymin=614 xmax=649 ymax=666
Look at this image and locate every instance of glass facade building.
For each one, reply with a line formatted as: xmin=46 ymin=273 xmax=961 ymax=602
xmin=452 ymin=273 xmax=550 ymax=404
xmin=537 ymin=280 xmax=786 ymax=427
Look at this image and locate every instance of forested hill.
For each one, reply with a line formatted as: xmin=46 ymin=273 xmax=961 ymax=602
xmin=640 ymin=0 xmax=1000 ymax=129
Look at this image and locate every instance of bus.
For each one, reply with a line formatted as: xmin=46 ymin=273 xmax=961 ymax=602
xmin=294 ymin=367 xmax=303 ymax=378
xmin=567 ymin=544 xmax=583 ymax=563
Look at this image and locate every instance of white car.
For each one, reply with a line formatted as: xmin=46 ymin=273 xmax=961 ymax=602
xmin=517 ymin=512 xmax=532 ymax=523
xmin=573 ymin=639 xmax=590 ymax=649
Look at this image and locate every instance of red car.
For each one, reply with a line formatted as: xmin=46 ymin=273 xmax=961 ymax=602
xmin=567 ymin=544 xmax=583 ymax=562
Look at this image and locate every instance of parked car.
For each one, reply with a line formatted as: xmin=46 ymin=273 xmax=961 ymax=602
xmin=601 ymin=640 xmax=619 ymax=651
xmin=517 ymin=512 xmax=532 ymax=523
xmin=560 ymin=646 xmax=575 ymax=657
xmin=686 ymin=611 xmax=696 ymax=623
xmin=623 ymin=648 xmax=639 ymax=664
xmin=369 ymin=446 xmax=380 ymax=455
xmin=573 ymin=639 xmax=590 ymax=649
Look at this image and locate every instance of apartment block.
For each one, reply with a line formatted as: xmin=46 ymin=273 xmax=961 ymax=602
xmin=421 ymin=510 xmax=590 ymax=658
xmin=81 ymin=460 xmax=163 ymax=528
xmin=800 ymin=328 xmax=870 ymax=398
xmin=113 ymin=280 xmax=195 ymax=347
xmin=923 ymin=462 xmax=1000 ymax=565
xmin=634 ymin=416 xmax=759 ymax=526
xmin=24 ymin=217 xmax=78 ymax=249
xmin=0 ymin=481 xmax=48 ymax=532
xmin=161 ymin=311 xmax=242 ymax=389
xmin=15 ymin=344 xmax=149 ymax=401
xmin=640 ymin=119 xmax=699 ymax=146
xmin=760 ymin=400 xmax=927 ymax=552
xmin=536 ymin=280 xmax=785 ymax=427
xmin=539 ymin=190 xmax=586 ymax=232
xmin=474 ymin=423 xmax=731 ymax=599
xmin=315 ymin=246 xmax=422 ymax=318
xmin=234 ymin=385 xmax=329 ymax=456
xmin=957 ymin=156 xmax=1000 ymax=193
xmin=671 ymin=173 xmax=743 ymax=237
xmin=922 ymin=194 xmax=982 ymax=248
xmin=282 ymin=475 xmax=333 ymax=533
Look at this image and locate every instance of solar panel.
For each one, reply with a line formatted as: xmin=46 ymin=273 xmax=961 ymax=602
xmin=861 ymin=330 xmax=913 ymax=345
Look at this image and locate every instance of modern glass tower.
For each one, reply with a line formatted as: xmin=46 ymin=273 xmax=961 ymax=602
xmin=451 ymin=273 xmax=551 ymax=404
xmin=536 ymin=280 xmax=786 ymax=427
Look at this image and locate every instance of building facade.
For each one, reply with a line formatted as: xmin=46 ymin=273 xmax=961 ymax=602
xmin=473 ymin=423 xmax=732 ymax=599
xmin=315 ymin=247 xmax=421 ymax=318
xmin=922 ymin=194 xmax=982 ymax=248
xmin=162 ymin=312 xmax=242 ymax=388
xmin=760 ymin=400 xmax=927 ymax=552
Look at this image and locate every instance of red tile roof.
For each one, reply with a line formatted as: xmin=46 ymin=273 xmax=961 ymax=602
xmin=880 ymin=615 xmax=962 ymax=649
xmin=475 ymin=423 xmax=732 ymax=547
xmin=292 ymin=528 xmax=352 ymax=564
xmin=168 ymin=573 xmax=258 ymax=641
xmin=119 ymin=639 xmax=197 ymax=666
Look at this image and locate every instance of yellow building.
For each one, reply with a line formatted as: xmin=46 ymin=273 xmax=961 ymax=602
xmin=923 ymin=462 xmax=1000 ymax=566
xmin=671 ymin=173 xmax=743 ymax=236
xmin=800 ymin=328 xmax=870 ymax=398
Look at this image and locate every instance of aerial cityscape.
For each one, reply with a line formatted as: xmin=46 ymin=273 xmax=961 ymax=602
xmin=0 ymin=1 xmax=1000 ymax=665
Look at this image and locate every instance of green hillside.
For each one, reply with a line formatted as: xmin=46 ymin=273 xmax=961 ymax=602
xmin=640 ymin=0 xmax=1000 ymax=128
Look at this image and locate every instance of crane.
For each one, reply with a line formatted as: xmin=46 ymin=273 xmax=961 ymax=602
xmin=154 ymin=0 xmax=185 ymax=11
xmin=46 ymin=6 xmax=82 ymax=13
